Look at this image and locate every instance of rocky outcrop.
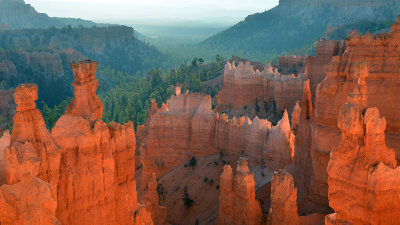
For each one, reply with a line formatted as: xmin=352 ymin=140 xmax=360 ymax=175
xmin=0 ymin=131 xmax=10 ymax=185
xmin=326 ymin=74 xmax=400 ymax=224
xmin=217 ymin=158 xmax=263 ymax=225
xmin=216 ymin=61 xmax=305 ymax=114
xmin=291 ymin=101 xmax=301 ymax=132
xmin=143 ymin=173 xmax=167 ymax=225
xmin=52 ymin=61 xmax=152 ymax=225
xmin=140 ymin=92 xmax=217 ymax=183
xmin=4 ymin=84 xmax=61 ymax=196
xmin=65 ymin=60 xmax=103 ymax=120
xmin=305 ymin=39 xmax=346 ymax=100
xmin=267 ymin=170 xmax=299 ymax=225
xmin=264 ymin=110 xmax=295 ymax=171
xmin=267 ymin=170 xmax=324 ymax=225
xmin=310 ymin=18 xmax=400 ymax=208
xmin=278 ymin=55 xmax=307 ymax=75
xmin=0 ymin=173 xmax=59 ymax=225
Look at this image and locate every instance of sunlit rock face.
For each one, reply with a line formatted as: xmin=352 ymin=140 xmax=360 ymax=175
xmin=216 ymin=158 xmax=263 ymax=225
xmin=0 ymin=131 xmax=10 ymax=185
xmin=310 ymin=17 xmax=400 ymax=208
xmin=216 ymin=61 xmax=304 ymax=114
xmin=0 ymin=173 xmax=59 ymax=225
xmin=4 ymin=84 xmax=61 ymax=197
xmin=326 ymin=73 xmax=400 ymax=224
xmin=52 ymin=61 xmax=152 ymax=225
xmin=65 ymin=60 xmax=103 ymax=121
xmin=305 ymin=39 xmax=346 ymax=100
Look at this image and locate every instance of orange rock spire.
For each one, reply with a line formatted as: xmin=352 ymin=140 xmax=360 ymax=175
xmin=326 ymin=69 xmax=400 ymax=224
xmin=65 ymin=60 xmax=103 ymax=120
xmin=217 ymin=158 xmax=263 ymax=225
xmin=5 ymin=84 xmax=61 ymax=195
xmin=52 ymin=61 xmax=152 ymax=225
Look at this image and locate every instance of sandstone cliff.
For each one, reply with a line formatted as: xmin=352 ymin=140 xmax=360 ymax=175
xmin=216 ymin=61 xmax=304 ymax=115
xmin=304 ymin=39 xmax=346 ymax=100
xmin=217 ymin=158 xmax=263 ymax=225
xmin=310 ymin=17 xmax=400 ymax=208
xmin=326 ymin=75 xmax=400 ymax=224
xmin=278 ymin=55 xmax=307 ymax=75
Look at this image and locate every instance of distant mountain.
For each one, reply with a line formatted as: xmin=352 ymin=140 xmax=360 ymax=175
xmin=0 ymin=26 xmax=167 ymax=106
xmin=200 ymin=0 xmax=400 ymax=60
xmin=0 ymin=0 xmax=98 ymax=28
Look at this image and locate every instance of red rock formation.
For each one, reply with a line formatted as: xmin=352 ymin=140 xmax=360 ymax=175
xmin=310 ymin=18 xmax=400 ymax=208
xmin=65 ymin=60 xmax=103 ymax=121
xmin=0 ymin=131 xmax=10 ymax=185
xmin=216 ymin=61 xmax=304 ymax=114
xmin=267 ymin=170 xmax=324 ymax=225
xmin=143 ymin=173 xmax=167 ymax=225
xmin=326 ymin=75 xmax=400 ymax=224
xmin=291 ymin=101 xmax=301 ymax=132
xmin=267 ymin=170 xmax=299 ymax=225
xmin=0 ymin=173 xmax=59 ymax=225
xmin=264 ymin=110 xmax=295 ymax=171
xmin=305 ymin=39 xmax=346 ymax=100
xmin=217 ymin=158 xmax=263 ymax=225
xmin=52 ymin=61 xmax=152 ymax=225
xmin=140 ymin=91 xmax=217 ymax=182
xmin=278 ymin=55 xmax=307 ymax=75
xmin=4 ymin=84 xmax=61 ymax=196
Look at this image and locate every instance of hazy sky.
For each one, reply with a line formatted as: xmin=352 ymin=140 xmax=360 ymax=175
xmin=24 ymin=0 xmax=279 ymax=25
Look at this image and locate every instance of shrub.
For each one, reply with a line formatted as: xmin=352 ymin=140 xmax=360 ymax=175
xmin=183 ymin=186 xmax=194 ymax=208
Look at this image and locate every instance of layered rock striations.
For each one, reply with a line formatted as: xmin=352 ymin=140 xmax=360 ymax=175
xmin=4 ymin=84 xmax=61 ymax=195
xmin=326 ymin=76 xmax=400 ymax=224
xmin=309 ymin=17 xmax=400 ymax=208
xmin=278 ymin=55 xmax=307 ymax=75
xmin=0 ymin=131 xmax=10 ymax=185
xmin=305 ymin=39 xmax=346 ymax=100
xmin=52 ymin=61 xmax=152 ymax=225
xmin=64 ymin=60 xmax=103 ymax=120
xmin=216 ymin=61 xmax=305 ymax=114
xmin=217 ymin=158 xmax=263 ymax=225
xmin=140 ymin=91 xmax=217 ymax=183
xmin=143 ymin=173 xmax=167 ymax=225
xmin=264 ymin=110 xmax=295 ymax=171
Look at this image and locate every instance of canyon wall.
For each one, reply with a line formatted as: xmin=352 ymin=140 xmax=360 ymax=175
xmin=278 ymin=55 xmax=307 ymax=75
xmin=216 ymin=61 xmax=305 ymax=114
xmin=326 ymin=76 xmax=400 ymax=224
xmin=137 ymin=85 xmax=298 ymax=224
xmin=309 ymin=17 xmax=400 ymax=208
xmin=304 ymin=39 xmax=346 ymax=100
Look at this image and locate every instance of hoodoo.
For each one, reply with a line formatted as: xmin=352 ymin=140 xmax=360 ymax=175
xmin=4 ymin=84 xmax=61 ymax=195
xmin=326 ymin=70 xmax=400 ymax=224
xmin=217 ymin=158 xmax=263 ymax=225
xmin=52 ymin=61 xmax=153 ymax=225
